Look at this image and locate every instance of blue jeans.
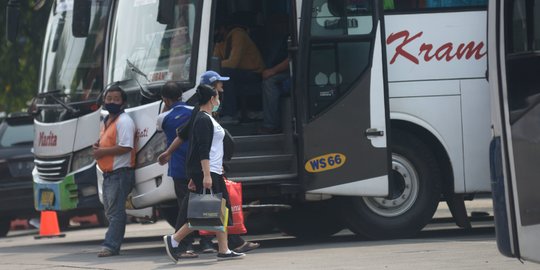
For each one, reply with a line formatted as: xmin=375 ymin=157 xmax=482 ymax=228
xmin=262 ymin=72 xmax=290 ymax=129
xmin=102 ymin=168 xmax=134 ymax=253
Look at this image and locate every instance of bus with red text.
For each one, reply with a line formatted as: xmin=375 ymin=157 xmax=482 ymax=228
xmin=6 ymin=0 xmax=493 ymax=239
xmin=96 ymin=0 xmax=491 ymax=239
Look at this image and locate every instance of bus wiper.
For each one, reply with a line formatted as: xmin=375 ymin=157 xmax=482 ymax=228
xmin=36 ymin=90 xmax=79 ymax=114
xmin=126 ymin=59 xmax=149 ymax=82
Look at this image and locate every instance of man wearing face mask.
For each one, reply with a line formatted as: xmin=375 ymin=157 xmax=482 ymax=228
xmin=93 ymin=84 xmax=136 ymax=257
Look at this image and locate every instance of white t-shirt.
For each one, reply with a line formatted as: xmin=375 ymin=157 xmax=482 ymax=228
xmin=206 ymin=112 xmax=225 ymax=174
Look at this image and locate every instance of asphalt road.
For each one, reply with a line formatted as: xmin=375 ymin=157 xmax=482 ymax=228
xmin=0 ymin=199 xmax=538 ymax=270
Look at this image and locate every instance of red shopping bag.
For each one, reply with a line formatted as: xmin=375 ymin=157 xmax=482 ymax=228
xmin=200 ymin=179 xmax=247 ymax=235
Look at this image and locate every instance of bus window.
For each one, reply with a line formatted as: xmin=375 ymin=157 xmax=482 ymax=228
xmin=425 ymin=0 xmax=487 ymax=7
xmin=508 ymin=0 xmax=540 ymax=54
xmin=387 ymin=0 xmax=487 ymax=12
xmin=308 ymin=0 xmax=373 ymax=117
xmin=311 ymin=0 xmax=373 ymax=36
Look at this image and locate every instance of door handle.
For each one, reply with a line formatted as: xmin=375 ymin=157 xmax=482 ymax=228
xmin=365 ymin=128 xmax=384 ymax=137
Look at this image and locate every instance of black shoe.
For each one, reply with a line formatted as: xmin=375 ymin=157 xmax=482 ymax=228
xmin=163 ymin=235 xmax=179 ymax=262
xmin=233 ymin=241 xmax=260 ymax=253
xmin=217 ymin=251 xmax=246 ymax=261
xmin=200 ymin=239 xmax=217 ymax=253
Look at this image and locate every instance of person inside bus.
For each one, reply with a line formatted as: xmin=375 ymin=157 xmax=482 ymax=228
xmin=156 ymin=81 xmax=215 ymax=258
xmin=163 ymin=84 xmax=246 ymax=262
xmin=158 ymin=72 xmax=260 ymax=256
xmin=93 ymin=84 xmax=136 ymax=257
xmin=257 ymin=15 xmax=291 ymax=135
xmin=213 ymin=16 xmax=266 ymax=124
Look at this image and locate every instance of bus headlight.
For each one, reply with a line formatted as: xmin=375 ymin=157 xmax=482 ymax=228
xmin=71 ymin=147 xmax=95 ymax=172
xmin=136 ymin=132 xmax=167 ymax=168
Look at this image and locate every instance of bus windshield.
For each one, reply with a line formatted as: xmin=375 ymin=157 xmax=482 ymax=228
xmin=39 ymin=0 xmax=110 ymax=102
xmin=108 ymin=0 xmax=197 ymax=87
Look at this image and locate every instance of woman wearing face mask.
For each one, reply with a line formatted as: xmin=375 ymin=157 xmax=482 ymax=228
xmin=164 ymin=84 xmax=246 ymax=262
xmin=93 ymin=84 xmax=136 ymax=257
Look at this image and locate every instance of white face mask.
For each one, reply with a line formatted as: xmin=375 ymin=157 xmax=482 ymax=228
xmin=212 ymin=97 xmax=220 ymax=112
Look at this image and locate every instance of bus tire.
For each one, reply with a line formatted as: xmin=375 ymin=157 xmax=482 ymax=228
xmin=337 ymin=130 xmax=442 ymax=239
xmin=273 ymin=201 xmax=344 ymax=239
xmin=0 ymin=218 xmax=11 ymax=237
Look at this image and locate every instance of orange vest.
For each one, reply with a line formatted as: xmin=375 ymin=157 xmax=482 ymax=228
xmin=97 ymin=114 xmax=136 ymax=173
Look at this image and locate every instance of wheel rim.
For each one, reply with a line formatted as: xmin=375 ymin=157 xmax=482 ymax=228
xmin=363 ymin=153 xmax=420 ymax=217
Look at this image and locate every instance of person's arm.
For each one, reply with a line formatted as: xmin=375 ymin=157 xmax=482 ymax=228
xmin=262 ymin=58 xmax=289 ymax=79
xmin=221 ymin=29 xmax=246 ymax=68
xmin=157 ymin=136 xmax=184 ymax=165
xmin=201 ymin=159 xmax=212 ymax=189
xmin=193 ymin=115 xmax=214 ymax=189
xmin=213 ymin=42 xmax=225 ymax=58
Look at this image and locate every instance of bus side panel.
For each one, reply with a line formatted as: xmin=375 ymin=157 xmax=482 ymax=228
xmin=389 ymin=82 xmax=465 ymax=192
xmin=461 ymin=79 xmax=491 ymax=192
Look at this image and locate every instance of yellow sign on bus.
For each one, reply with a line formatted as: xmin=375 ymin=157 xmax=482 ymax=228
xmin=304 ymin=153 xmax=346 ymax=173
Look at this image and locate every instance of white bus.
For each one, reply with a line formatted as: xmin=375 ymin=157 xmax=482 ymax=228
xmin=96 ymin=0 xmax=491 ymax=239
xmin=488 ymin=0 xmax=540 ymax=263
xmin=9 ymin=0 xmax=491 ymax=239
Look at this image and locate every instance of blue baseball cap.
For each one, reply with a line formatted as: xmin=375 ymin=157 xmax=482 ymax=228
xmin=200 ymin=70 xmax=230 ymax=85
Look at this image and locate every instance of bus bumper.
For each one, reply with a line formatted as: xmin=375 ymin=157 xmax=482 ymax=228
xmin=96 ymin=162 xmax=175 ymax=209
xmin=33 ymin=165 xmax=102 ymax=211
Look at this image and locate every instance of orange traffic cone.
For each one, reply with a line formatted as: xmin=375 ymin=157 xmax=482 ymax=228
xmin=34 ymin=211 xmax=66 ymax=239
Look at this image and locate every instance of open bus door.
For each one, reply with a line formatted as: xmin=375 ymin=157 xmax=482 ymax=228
xmin=489 ymin=0 xmax=540 ymax=263
xmin=295 ymin=0 xmax=390 ymax=196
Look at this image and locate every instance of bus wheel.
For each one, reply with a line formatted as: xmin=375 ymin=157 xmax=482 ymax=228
xmin=273 ymin=201 xmax=344 ymax=239
xmin=0 ymin=218 xmax=11 ymax=237
xmin=160 ymin=206 xmax=179 ymax=228
xmin=338 ymin=130 xmax=442 ymax=239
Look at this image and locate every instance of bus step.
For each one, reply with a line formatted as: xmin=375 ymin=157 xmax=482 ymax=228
xmin=233 ymin=134 xmax=290 ymax=156
xmin=226 ymin=154 xmax=296 ymax=175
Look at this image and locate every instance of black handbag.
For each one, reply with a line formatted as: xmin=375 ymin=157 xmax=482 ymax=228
xmin=187 ymin=190 xmax=227 ymax=227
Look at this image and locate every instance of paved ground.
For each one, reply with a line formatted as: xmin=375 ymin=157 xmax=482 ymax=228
xmin=0 ymin=199 xmax=538 ymax=270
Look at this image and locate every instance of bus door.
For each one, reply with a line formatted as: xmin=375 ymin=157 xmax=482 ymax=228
xmin=489 ymin=0 xmax=540 ymax=263
xmin=295 ymin=0 xmax=390 ymax=196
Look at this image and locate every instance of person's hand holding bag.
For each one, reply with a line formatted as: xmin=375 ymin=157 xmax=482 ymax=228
xmin=203 ymin=174 xmax=212 ymax=189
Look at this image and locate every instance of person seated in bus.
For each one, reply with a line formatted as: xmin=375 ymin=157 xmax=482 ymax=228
xmin=257 ymin=15 xmax=291 ymax=134
xmin=213 ymin=16 xmax=266 ymax=124
xmin=259 ymin=58 xmax=290 ymax=135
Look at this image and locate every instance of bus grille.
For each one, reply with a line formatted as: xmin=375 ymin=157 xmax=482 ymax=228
xmin=34 ymin=155 xmax=70 ymax=181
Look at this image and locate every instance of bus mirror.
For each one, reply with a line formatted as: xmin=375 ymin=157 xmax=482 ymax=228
xmin=209 ymin=57 xmax=221 ymax=73
xmin=157 ymin=0 xmax=174 ymax=25
xmin=6 ymin=0 xmax=21 ymax=43
xmin=72 ymin=0 xmax=91 ymax=37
